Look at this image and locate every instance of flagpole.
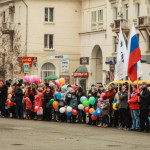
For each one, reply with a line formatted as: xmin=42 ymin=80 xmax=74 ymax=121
xmin=118 ymin=62 xmax=121 ymax=93
xmin=137 ymin=79 xmax=140 ymax=102
xmin=128 ymin=79 xmax=131 ymax=101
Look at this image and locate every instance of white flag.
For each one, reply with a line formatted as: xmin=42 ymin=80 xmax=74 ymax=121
xmin=114 ymin=27 xmax=128 ymax=81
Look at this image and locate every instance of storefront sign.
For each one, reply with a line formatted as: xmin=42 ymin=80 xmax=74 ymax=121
xmin=72 ymin=72 xmax=89 ymax=77
xmin=18 ymin=57 xmax=37 ymax=67
xmin=49 ymin=54 xmax=69 ymax=60
xmin=61 ymin=57 xmax=69 ymax=73
xmin=80 ymin=57 xmax=89 ymax=65
xmin=24 ymin=63 xmax=29 ymax=74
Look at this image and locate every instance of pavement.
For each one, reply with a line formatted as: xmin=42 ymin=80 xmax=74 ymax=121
xmin=0 ymin=118 xmax=149 ymax=150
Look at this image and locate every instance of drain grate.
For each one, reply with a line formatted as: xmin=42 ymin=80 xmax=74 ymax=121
xmin=107 ymin=145 xmax=121 ymax=147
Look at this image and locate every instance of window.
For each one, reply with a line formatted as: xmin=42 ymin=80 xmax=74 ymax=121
xmin=124 ymin=4 xmax=128 ymax=19
xmin=10 ymin=35 xmax=14 ymax=52
xmin=45 ymin=8 xmax=54 ymax=22
xmin=98 ymin=10 xmax=103 ymax=22
xmin=147 ymin=34 xmax=150 ymax=51
xmin=91 ymin=11 xmax=97 ymax=23
xmin=44 ymin=34 xmax=54 ymax=49
xmin=3 ymin=11 xmax=6 ymax=23
xmin=113 ymin=7 xmax=117 ymax=20
xmin=135 ymin=3 xmax=140 ymax=18
xmin=113 ymin=36 xmax=118 ymax=52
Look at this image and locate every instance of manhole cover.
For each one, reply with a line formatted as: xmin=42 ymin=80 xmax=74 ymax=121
xmin=11 ymin=144 xmax=23 ymax=146
xmin=107 ymin=145 xmax=121 ymax=147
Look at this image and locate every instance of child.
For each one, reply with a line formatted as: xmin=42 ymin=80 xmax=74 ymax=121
xmin=97 ymin=98 xmax=104 ymax=127
xmin=43 ymin=86 xmax=53 ymax=121
xmin=102 ymin=99 xmax=110 ymax=128
xmin=68 ymin=92 xmax=78 ymax=123
xmin=24 ymin=97 xmax=32 ymax=120
xmin=34 ymin=87 xmax=43 ymax=121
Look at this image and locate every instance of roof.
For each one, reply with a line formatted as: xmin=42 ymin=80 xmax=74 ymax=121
xmin=75 ymin=66 xmax=88 ymax=72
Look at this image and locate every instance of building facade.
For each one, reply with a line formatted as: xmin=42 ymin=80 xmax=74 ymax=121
xmin=0 ymin=0 xmax=150 ymax=89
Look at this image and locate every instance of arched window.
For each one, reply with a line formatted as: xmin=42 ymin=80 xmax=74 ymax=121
xmin=41 ymin=63 xmax=55 ymax=82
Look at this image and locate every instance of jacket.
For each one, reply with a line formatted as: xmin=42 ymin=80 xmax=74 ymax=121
xmin=0 ymin=85 xmax=8 ymax=106
xmin=25 ymin=98 xmax=32 ymax=110
xmin=34 ymin=92 xmax=43 ymax=112
xmin=65 ymin=92 xmax=72 ymax=106
xmin=15 ymin=87 xmax=24 ymax=102
xmin=118 ymin=91 xmax=128 ymax=109
xmin=102 ymin=101 xmax=110 ymax=115
xmin=70 ymin=97 xmax=78 ymax=109
xmin=139 ymin=88 xmax=150 ymax=110
xmin=129 ymin=92 xmax=139 ymax=110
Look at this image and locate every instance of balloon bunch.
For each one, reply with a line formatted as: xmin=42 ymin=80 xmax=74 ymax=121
xmin=24 ymin=75 xmax=41 ymax=84
xmin=59 ymin=106 xmax=78 ymax=116
xmin=6 ymin=94 xmax=15 ymax=107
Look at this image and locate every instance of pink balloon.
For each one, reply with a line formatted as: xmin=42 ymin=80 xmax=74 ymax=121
xmin=101 ymin=93 xmax=105 ymax=99
xmin=72 ymin=109 xmax=78 ymax=116
xmin=91 ymin=115 xmax=97 ymax=120
xmin=33 ymin=75 xmax=38 ymax=82
xmin=56 ymin=81 xmax=60 ymax=87
xmin=84 ymin=107 xmax=89 ymax=113
xmin=24 ymin=75 xmax=30 ymax=82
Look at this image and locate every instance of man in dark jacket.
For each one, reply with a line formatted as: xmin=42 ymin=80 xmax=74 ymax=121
xmin=138 ymin=82 xmax=150 ymax=133
xmin=118 ymin=84 xmax=129 ymax=129
xmin=15 ymin=84 xmax=24 ymax=119
xmin=65 ymin=88 xmax=74 ymax=106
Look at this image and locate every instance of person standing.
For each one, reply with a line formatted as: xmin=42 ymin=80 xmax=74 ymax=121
xmin=128 ymin=85 xmax=140 ymax=131
xmin=138 ymin=82 xmax=150 ymax=133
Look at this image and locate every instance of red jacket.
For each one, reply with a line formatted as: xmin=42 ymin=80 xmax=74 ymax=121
xmin=24 ymin=97 xmax=32 ymax=110
xmin=129 ymin=92 xmax=139 ymax=110
xmin=33 ymin=92 xmax=43 ymax=112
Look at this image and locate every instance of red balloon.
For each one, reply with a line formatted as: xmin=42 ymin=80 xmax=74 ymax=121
xmin=72 ymin=109 xmax=78 ymax=116
xmin=6 ymin=99 xmax=9 ymax=104
xmin=34 ymin=106 xmax=40 ymax=112
xmin=8 ymin=101 xmax=14 ymax=107
xmin=91 ymin=115 xmax=97 ymax=120
xmin=84 ymin=107 xmax=89 ymax=113
xmin=71 ymin=85 xmax=76 ymax=91
xmin=101 ymin=93 xmax=105 ymax=99
xmin=65 ymin=109 xmax=67 ymax=115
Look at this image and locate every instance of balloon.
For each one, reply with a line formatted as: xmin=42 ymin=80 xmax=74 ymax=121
xmin=83 ymin=100 xmax=90 ymax=107
xmin=59 ymin=78 xmax=65 ymax=85
xmin=89 ymin=97 xmax=96 ymax=105
xmin=91 ymin=115 xmax=97 ymax=120
xmin=30 ymin=77 xmax=34 ymax=83
xmin=89 ymin=108 xmax=95 ymax=114
xmin=96 ymin=108 xmax=101 ymax=115
xmin=80 ymin=96 xmax=87 ymax=103
xmin=71 ymin=85 xmax=76 ymax=91
xmin=34 ymin=106 xmax=40 ymax=112
xmin=78 ymin=104 xmax=84 ymax=110
xmin=56 ymin=81 xmax=60 ymax=88
xmin=50 ymin=99 xmax=55 ymax=105
xmin=24 ymin=75 xmax=30 ymax=82
xmin=93 ymin=111 xmax=98 ymax=117
xmin=8 ymin=100 xmax=14 ymax=106
xmin=67 ymin=106 xmax=72 ymax=112
xmin=6 ymin=99 xmax=9 ymax=104
xmin=116 ymin=94 xmax=118 ymax=100
xmin=53 ymin=101 xmax=59 ymax=108
xmin=98 ymin=98 xmax=103 ymax=102
xmin=72 ymin=109 xmax=78 ymax=116
xmin=8 ymin=94 xmax=11 ymax=99
xmin=62 ymin=85 xmax=68 ymax=91
xmin=65 ymin=109 xmax=67 ymax=115
xmin=59 ymin=107 xmax=65 ymax=113
xmin=33 ymin=75 xmax=38 ymax=82
xmin=55 ymin=93 xmax=61 ymax=100
xmin=149 ymin=117 xmax=150 ymax=124
xmin=67 ymin=112 xmax=72 ymax=117
xmin=30 ymin=75 xmax=34 ymax=77
xmin=84 ymin=107 xmax=89 ymax=113
xmin=101 ymin=93 xmax=105 ymax=99
xmin=113 ymin=103 xmax=118 ymax=110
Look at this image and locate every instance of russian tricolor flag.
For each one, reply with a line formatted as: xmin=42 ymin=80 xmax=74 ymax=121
xmin=128 ymin=24 xmax=142 ymax=82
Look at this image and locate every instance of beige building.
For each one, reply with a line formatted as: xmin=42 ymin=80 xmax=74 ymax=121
xmin=0 ymin=0 xmax=150 ymax=89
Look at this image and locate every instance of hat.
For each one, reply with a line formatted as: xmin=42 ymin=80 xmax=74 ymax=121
xmin=99 ymin=85 xmax=103 ymax=88
xmin=67 ymin=85 xmax=71 ymax=88
xmin=97 ymin=82 xmax=102 ymax=85
xmin=9 ymin=79 xmax=12 ymax=81
xmin=92 ymin=87 xmax=97 ymax=91
xmin=68 ymin=87 xmax=74 ymax=92
xmin=17 ymin=83 xmax=22 ymax=87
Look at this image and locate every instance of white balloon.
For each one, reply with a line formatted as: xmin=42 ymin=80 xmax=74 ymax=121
xmin=67 ymin=106 xmax=72 ymax=112
xmin=78 ymin=104 xmax=84 ymax=110
xmin=59 ymin=107 xmax=65 ymax=113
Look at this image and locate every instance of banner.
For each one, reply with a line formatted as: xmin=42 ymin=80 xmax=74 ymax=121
xmin=61 ymin=57 xmax=69 ymax=73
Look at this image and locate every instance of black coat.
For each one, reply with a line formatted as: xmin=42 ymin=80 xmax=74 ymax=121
xmin=0 ymin=85 xmax=8 ymax=106
xmin=15 ymin=88 xmax=24 ymax=102
xmin=139 ymin=88 xmax=150 ymax=110
xmin=44 ymin=92 xmax=53 ymax=104
xmin=65 ymin=92 xmax=72 ymax=106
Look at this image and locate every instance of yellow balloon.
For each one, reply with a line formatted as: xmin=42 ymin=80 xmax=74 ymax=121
xmin=113 ymin=103 xmax=118 ymax=110
xmin=8 ymin=94 xmax=11 ymax=99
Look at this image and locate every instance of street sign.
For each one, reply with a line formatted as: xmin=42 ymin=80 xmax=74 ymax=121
xmin=24 ymin=63 xmax=29 ymax=74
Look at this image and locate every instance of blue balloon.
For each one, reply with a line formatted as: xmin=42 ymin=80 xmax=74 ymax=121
xmin=67 ymin=112 xmax=72 ymax=117
xmin=55 ymin=92 xmax=61 ymax=100
xmin=93 ymin=111 xmax=98 ymax=117
xmin=149 ymin=117 xmax=150 ymax=124
xmin=96 ymin=108 xmax=101 ymax=115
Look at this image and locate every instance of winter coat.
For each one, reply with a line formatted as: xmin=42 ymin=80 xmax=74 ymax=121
xmin=139 ymin=88 xmax=150 ymax=110
xmin=65 ymin=92 xmax=72 ymax=106
xmin=70 ymin=97 xmax=78 ymax=109
xmin=0 ymin=85 xmax=8 ymax=106
xmin=103 ymin=89 xmax=116 ymax=114
xmin=34 ymin=92 xmax=43 ymax=112
xmin=15 ymin=87 xmax=24 ymax=102
xmin=43 ymin=91 xmax=53 ymax=104
xmin=25 ymin=98 xmax=32 ymax=110
xmin=129 ymin=92 xmax=139 ymax=110
xmin=102 ymin=101 xmax=110 ymax=115
xmin=118 ymin=91 xmax=128 ymax=109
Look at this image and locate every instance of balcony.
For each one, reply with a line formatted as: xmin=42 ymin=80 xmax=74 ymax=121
xmin=2 ymin=22 xmax=14 ymax=34
xmin=111 ymin=19 xmax=129 ymax=32
xmin=137 ymin=16 xmax=150 ymax=27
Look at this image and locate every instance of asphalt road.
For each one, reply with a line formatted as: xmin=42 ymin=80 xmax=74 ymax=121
xmin=0 ymin=118 xmax=149 ymax=150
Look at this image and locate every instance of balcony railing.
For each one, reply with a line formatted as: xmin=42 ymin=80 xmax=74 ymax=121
xmin=137 ymin=16 xmax=150 ymax=26
xmin=112 ymin=19 xmax=128 ymax=29
xmin=2 ymin=22 xmax=14 ymax=34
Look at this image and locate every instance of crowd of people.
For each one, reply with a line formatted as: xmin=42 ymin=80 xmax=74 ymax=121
xmin=0 ymin=79 xmax=150 ymax=133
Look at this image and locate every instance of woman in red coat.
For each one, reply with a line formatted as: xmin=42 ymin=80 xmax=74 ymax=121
xmin=128 ymin=85 xmax=140 ymax=131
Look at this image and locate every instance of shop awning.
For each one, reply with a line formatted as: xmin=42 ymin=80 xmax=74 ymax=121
xmin=75 ymin=66 xmax=88 ymax=72
xmin=73 ymin=66 xmax=89 ymax=77
xmin=44 ymin=75 xmax=59 ymax=80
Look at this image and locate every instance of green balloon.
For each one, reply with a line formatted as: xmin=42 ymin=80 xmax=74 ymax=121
xmin=89 ymin=97 xmax=96 ymax=105
xmin=50 ymin=99 xmax=55 ymax=105
xmin=83 ymin=100 xmax=90 ymax=107
xmin=80 ymin=96 xmax=87 ymax=103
